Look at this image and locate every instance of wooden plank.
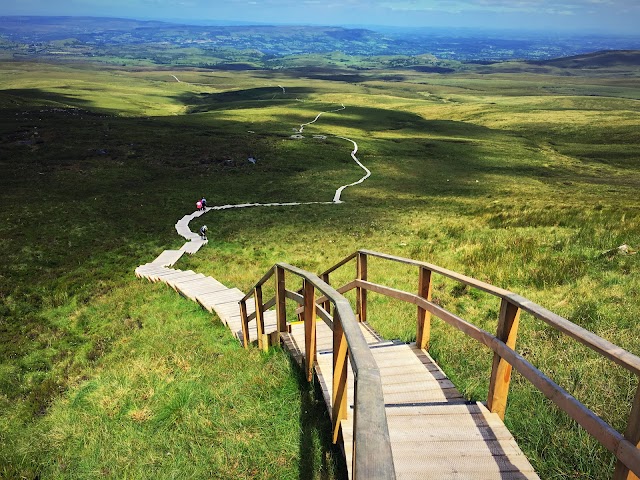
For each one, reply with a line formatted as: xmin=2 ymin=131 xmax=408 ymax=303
xmin=488 ymin=298 xmax=521 ymax=420
xmin=202 ymin=288 xmax=244 ymax=304
xmin=196 ymin=290 xmax=234 ymax=302
xmin=378 ymin=374 xmax=454 ymax=389
xmin=151 ymin=249 xmax=184 ymax=267
xmin=350 ymin=423 xmax=514 ymax=443
xmin=614 ymin=384 xmax=640 ymax=479
xmin=149 ymin=270 xmax=194 ymax=282
xmin=333 ymin=312 xmax=348 ymax=444
xmin=167 ymin=274 xmax=206 ymax=287
xmin=388 ymin=437 xmax=526 ymax=457
xmin=255 ymin=286 xmax=266 ymax=351
xmin=304 ymin=280 xmax=317 ymax=381
xmin=276 ymin=266 xmax=287 ymax=336
xmin=416 ymin=267 xmax=433 ymax=350
xmin=240 ymin=300 xmax=250 ymax=348
xmin=392 ymin=459 xmax=537 ymax=478
xmin=385 ymin=412 xmax=509 ymax=430
xmin=356 ymin=252 xmax=367 ymax=323
xmin=135 ymin=264 xmax=170 ymax=275
xmin=172 ymin=275 xmax=207 ymax=286
xmin=190 ymin=285 xmax=229 ymax=296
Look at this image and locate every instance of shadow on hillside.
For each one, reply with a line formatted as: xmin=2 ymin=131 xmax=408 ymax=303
xmin=0 ymin=88 xmax=113 ymax=114
xmin=259 ymin=67 xmax=408 ymax=83
xmin=174 ymin=86 xmax=317 ymax=113
xmin=292 ymin=357 xmax=348 ymax=480
xmin=269 ymin=104 xmax=497 ymax=138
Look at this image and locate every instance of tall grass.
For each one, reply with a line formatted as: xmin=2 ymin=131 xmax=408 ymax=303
xmin=1 ymin=61 xmax=638 ymax=478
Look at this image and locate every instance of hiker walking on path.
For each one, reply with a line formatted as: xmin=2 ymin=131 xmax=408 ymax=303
xmin=201 ymin=197 xmax=207 ymax=209
xmin=196 ymin=200 xmax=203 ymax=211
xmin=199 ymin=225 xmax=208 ymax=240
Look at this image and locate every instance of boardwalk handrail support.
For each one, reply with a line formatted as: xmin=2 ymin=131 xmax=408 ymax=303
xmin=319 ymin=249 xmax=640 ymax=479
xmin=240 ymin=262 xmax=395 ymax=480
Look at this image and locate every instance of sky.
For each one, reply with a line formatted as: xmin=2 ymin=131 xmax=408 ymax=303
xmin=2 ymin=0 xmax=640 ymax=34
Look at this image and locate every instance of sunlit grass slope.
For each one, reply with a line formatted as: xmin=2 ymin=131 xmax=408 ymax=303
xmin=1 ymin=61 xmax=639 ymax=478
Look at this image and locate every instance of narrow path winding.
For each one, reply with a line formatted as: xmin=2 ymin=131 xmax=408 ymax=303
xmin=138 ymin=80 xmax=543 ymax=480
xmin=298 ymin=104 xmax=345 ymax=133
xmin=136 ymin=83 xmax=371 ymax=338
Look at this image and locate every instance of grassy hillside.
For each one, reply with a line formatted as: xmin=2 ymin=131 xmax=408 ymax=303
xmin=1 ymin=60 xmax=639 ymax=478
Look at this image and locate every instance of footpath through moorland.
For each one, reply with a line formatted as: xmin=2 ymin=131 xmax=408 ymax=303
xmin=136 ymin=83 xmax=368 ymax=339
xmin=135 ymin=82 xmax=540 ymax=479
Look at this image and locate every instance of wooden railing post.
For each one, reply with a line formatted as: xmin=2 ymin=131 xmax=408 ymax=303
xmin=239 ymin=299 xmax=250 ymax=348
xmin=303 ymin=279 xmax=317 ymax=381
xmin=356 ymin=252 xmax=367 ymax=323
xmin=275 ymin=266 xmax=287 ymax=339
xmin=416 ymin=266 xmax=433 ymax=350
xmin=254 ymin=285 xmax=268 ymax=352
xmin=332 ymin=311 xmax=348 ymax=444
xmin=322 ymin=273 xmax=331 ymax=316
xmin=614 ymin=384 xmax=640 ymax=480
xmin=488 ymin=298 xmax=521 ymax=420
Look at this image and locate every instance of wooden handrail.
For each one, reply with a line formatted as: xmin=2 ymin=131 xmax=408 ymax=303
xmin=240 ymin=249 xmax=640 ymax=477
xmin=356 ymin=250 xmax=640 ymax=375
xmin=354 ymin=279 xmax=640 ymax=475
xmin=316 ymin=280 xmax=358 ymax=306
xmin=295 ymin=302 xmax=334 ymax=329
xmin=359 ymin=249 xmax=512 ymax=297
xmin=241 ymin=262 xmax=395 ymax=480
xmin=246 ymin=296 xmax=276 ymax=322
xmin=320 ymin=251 xmax=358 ymax=277
xmin=321 ymin=249 xmax=640 ymax=479
xmin=240 ymin=266 xmax=275 ymax=303
xmin=506 ymin=293 xmax=640 ymax=377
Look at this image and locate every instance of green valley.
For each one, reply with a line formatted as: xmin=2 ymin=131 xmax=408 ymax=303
xmin=1 ymin=47 xmax=639 ymax=478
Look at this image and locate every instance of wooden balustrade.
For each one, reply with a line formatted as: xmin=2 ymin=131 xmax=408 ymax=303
xmin=240 ymin=261 xmax=395 ymax=480
xmin=240 ymin=250 xmax=640 ymax=478
xmin=317 ymin=249 xmax=640 ymax=478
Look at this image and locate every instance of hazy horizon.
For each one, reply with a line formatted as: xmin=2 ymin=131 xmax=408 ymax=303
xmin=2 ymin=0 xmax=639 ymax=35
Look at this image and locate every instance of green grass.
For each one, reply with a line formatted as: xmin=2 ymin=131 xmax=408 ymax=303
xmin=1 ymin=281 xmax=342 ymax=479
xmin=1 ymin=60 xmax=639 ymax=479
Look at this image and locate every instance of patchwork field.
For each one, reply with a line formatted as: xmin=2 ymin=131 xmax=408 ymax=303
xmin=1 ymin=59 xmax=639 ymax=478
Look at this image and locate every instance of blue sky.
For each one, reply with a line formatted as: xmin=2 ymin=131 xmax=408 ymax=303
xmin=2 ymin=0 xmax=639 ymax=34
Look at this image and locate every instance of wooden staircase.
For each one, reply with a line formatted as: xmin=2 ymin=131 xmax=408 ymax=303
xmin=136 ymin=210 xmax=640 ymax=480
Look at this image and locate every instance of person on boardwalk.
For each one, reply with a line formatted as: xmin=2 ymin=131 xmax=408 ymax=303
xmin=196 ymin=200 xmax=202 ymax=211
xmin=201 ymin=197 xmax=207 ymax=209
xmin=199 ymin=225 xmax=208 ymax=240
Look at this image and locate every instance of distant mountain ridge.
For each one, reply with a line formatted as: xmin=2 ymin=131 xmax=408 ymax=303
xmin=533 ymin=50 xmax=640 ymax=68
xmin=1 ymin=16 xmax=640 ymax=62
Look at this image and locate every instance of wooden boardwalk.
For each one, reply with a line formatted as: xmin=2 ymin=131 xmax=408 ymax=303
xmin=135 ymin=265 xmax=538 ymax=478
xmin=283 ymin=319 xmax=539 ymax=479
xmin=136 ymin=210 xmax=539 ymax=479
xmin=134 ymin=264 xmax=278 ymax=345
